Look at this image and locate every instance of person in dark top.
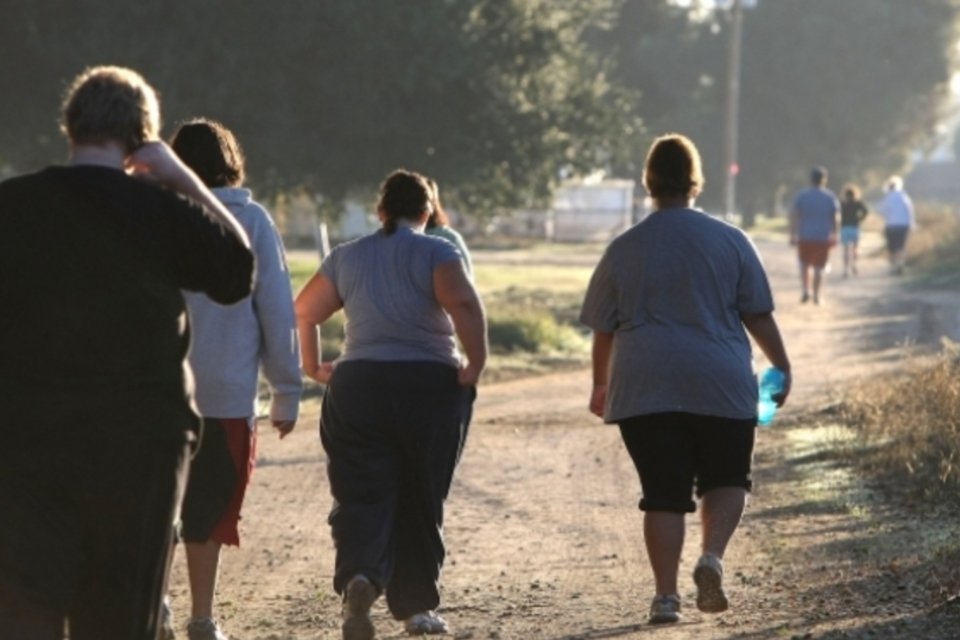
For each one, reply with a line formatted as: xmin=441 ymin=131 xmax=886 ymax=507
xmin=839 ymin=183 xmax=869 ymax=277
xmin=0 ymin=65 xmax=254 ymax=640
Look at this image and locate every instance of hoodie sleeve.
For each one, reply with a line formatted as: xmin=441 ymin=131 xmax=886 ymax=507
xmin=248 ymin=202 xmax=303 ymax=422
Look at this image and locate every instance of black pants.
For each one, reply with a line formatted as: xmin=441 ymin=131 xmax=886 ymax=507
xmin=320 ymin=360 xmax=475 ymax=620
xmin=0 ymin=431 xmax=190 ymax=640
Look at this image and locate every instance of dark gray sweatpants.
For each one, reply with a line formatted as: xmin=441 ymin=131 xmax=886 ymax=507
xmin=320 ymin=360 xmax=475 ymax=620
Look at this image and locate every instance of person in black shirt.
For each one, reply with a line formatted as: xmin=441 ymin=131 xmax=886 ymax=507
xmin=0 ymin=66 xmax=254 ymax=640
xmin=839 ymin=183 xmax=869 ymax=277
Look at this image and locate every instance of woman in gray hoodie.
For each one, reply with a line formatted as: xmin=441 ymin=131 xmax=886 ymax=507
xmin=168 ymin=118 xmax=303 ymax=640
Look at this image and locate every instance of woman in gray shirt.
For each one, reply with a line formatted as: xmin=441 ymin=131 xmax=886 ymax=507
xmin=296 ymin=169 xmax=486 ymax=640
xmin=581 ymin=134 xmax=791 ymax=625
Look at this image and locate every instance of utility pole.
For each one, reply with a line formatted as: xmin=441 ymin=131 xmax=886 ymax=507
xmin=722 ymin=0 xmax=744 ymax=222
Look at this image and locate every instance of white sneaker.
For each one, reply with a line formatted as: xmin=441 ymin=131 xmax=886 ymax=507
xmin=186 ymin=617 xmax=227 ymax=640
xmin=648 ymin=593 xmax=681 ymax=624
xmin=693 ymin=553 xmax=729 ymax=613
xmin=160 ymin=597 xmax=176 ymax=640
xmin=404 ymin=611 xmax=449 ymax=635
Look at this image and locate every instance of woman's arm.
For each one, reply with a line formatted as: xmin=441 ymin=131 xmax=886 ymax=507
xmin=589 ymin=331 xmax=614 ymax=418
xmin=434 ymin=260 xmax=487 ymax=386
xmin=741 ymin=311 xmax=792 ymax=405
xmin=294 ymin=271 xmax=343 ymax=384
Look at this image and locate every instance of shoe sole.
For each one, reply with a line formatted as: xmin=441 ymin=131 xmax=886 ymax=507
xmin=342 ymin=580 xmax=378 ymax=640
xmin=694 ymin=564 xmax=729 ymax=613
xmin=648 ymin=612 xmax=680 ymax=625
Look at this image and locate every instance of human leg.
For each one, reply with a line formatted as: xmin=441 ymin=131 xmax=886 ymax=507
xmin=0 ymin=431 xmax=188 ymax=640
xmin=692 ymin=418 xmax=755 ymax=613
xmin=799 ymin=262 xmax=811 ymax=301
xmin=644 ymin=511 xmax=685 ymax=596
xmin=179 ymin=418 xmax=253 ymax=637
xmin=619 ymin=415 xmax=697 ymax=623
xmin=700 ymin=487 xmax=747 ymax=559
xmin=385 ymin=364 xmax=473 ymax=626
xmin=70 ymin=437 xmax=190 ymax=640
xmin=321 ymin=362 xmax=405 ymax=597
xmin=0 ymin=583 xmax=62 ymax=640
xmin=185 ymin=541 xmax=222 ymax=620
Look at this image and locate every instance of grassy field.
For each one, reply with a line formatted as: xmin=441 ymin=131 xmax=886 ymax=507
xmin=287 ymin=242 xmax=601 ymax=381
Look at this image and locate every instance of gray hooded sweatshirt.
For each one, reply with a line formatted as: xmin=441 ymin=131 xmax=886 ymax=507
xmin=183 ymin=187 xmax=302 ymax=423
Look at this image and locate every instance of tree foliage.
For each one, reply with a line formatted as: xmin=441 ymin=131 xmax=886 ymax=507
xmin=601 ymin=0 xmax=959 ymax=213
xmin=0 ymin=0 xmax=642 ymax=219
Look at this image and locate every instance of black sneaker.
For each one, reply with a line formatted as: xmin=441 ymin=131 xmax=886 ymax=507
xmin=342 ymin=575 xmax=378 ymax=640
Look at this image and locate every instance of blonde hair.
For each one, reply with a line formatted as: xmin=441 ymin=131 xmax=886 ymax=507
xmin=61 ymin=66 xmax=160 ymax=154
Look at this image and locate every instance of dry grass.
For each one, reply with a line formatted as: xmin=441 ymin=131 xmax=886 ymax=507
xmin=837 ymin=339 xmax=960 ymax=504
xmin=907 ymin=205 xmax=960 ymax=287
xmin=835 ymin=341 xmax=960 ymax=599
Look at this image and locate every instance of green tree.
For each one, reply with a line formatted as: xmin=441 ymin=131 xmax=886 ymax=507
xmin=0 ymin=0 xmax=642 ymax=224
xmin=738 ymin=0 xmax=958 ymax=212
xmin=600 ymin=0 xmax=959 ymax=215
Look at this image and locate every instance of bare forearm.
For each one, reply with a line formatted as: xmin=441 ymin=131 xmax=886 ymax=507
xmin=296 ymin=318 xmax=320 ymax=379
xmin=742 ymin=312 xmax=790 ymax=372
xmin=173 ymin=172 xmax=250 ymax=248
xmin=592 ymin=331 xmax=614 ymax=386
xmin=449 ymin=300 xmax=488 ymax=372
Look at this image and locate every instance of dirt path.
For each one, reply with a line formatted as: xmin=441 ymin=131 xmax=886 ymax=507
xmin=167 ymin=230 xmax=960 ymax=639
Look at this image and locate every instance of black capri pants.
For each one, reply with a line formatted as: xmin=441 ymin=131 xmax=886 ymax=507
xmin=618 ymin=412 xmax=756 ymax=514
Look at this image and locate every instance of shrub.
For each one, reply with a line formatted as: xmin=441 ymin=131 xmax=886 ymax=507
xmin=838 ymin=339 xmax=960 ymax=505
xmin=488 ymin=312 xmax=587 ymax=354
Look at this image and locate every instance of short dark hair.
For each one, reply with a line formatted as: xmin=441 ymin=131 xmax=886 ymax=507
xmin=811 ymin=166 xmax=828 ymax=185
xmin=842 ymin=183 xmax=861 ymax=200
xmin=377 ymin=169 xmax=433 ymax=235
xmin=60 ymin=65 xmax=160 ymax=154
xmin=642 ymin=133 xmax=704 ymax=203
xmin=169 ymin=118 xmax=245 ymax=188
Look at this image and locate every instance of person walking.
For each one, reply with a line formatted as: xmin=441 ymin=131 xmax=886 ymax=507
xmin=790 ymin=166 xmax=840 ymax=304
xmin=168 ymin=118 xmax=303 ymax=640
xmin=425 ymin=177 xmax=473 ymax=277
xmin=0 ymin=66 xmax=253 ymax=640
xmin=877 ymin=175 xmax=915 ymax=275
xmin=580 ymin=133 xmax=791 ymax=626
xmin=295 ymin=169 xmax=486 ymax=639
xmin=839 ymin=183 xmax=869 ymax=278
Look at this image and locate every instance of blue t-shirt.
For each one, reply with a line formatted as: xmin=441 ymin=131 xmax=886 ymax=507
xmin=321 ymin=225 xmax=464 ymax=366
xmin=792 ymin=187 xmax=839 ymax=241
xmin=580 ymin=208 xmax=774 ymax=422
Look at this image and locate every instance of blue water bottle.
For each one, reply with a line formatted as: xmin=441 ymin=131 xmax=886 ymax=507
xmin=757 ymin=367 xmax=785 ymax=427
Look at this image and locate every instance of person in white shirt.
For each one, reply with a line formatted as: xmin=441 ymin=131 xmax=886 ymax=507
xmin=877 ymin=175 xmax=915 ymax=275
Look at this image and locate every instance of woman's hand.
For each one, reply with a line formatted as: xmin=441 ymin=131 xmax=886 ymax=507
xmin=458 ymin=362 xmax=482 ymax=387
xmin=589 ymin=384 xmax=607 ymax=418
xmin=772 ymin=369 xmax=792 ymax=407
xmin=307 ymin=361 xmax=336 ymax=385
xmin=271 ymin=419 xmax=296 ymax=439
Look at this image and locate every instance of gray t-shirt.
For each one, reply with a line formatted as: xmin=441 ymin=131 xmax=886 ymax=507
xmin=322 ymin=225 xmax=463 ymax=366
xmin=580 ymin=208 xmax=774 ymax=422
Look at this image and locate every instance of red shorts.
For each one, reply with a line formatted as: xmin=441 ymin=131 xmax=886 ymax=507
xmin=180 ymin=418 xmax=256 ymax=546
xmin=797 ymin=240 xmax=832 ymax=269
